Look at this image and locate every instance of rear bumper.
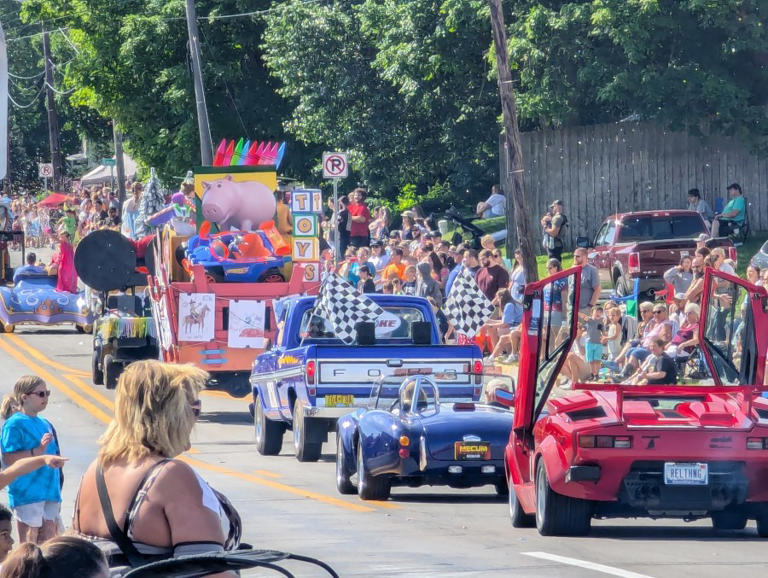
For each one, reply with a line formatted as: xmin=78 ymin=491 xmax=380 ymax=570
xmin=618 ymin=461 xmax=748 ymax=512
xmin=392 ymin=460 xmax=505 ymax=489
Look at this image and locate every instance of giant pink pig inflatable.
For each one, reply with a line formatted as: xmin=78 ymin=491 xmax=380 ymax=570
xmin=201 ymin=176 xmax=276 ymax=231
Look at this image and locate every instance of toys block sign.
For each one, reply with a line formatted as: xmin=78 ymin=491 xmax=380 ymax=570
xmin=293 ymin=214 xmax=318 ymax=237
xmin=292 ymin=238 xmax=319 ymax=262
xmin=290 ymin=189 xmax=323 ymax=214
xmin=302 ymin=262 xmax=321 ymax=283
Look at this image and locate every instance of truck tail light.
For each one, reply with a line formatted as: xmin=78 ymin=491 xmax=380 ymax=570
xmin=473 ymin=360 xmax=483 ymax=374
xmin=628 ymin=252 xmax=640 ymax=274
xmin=579 ymin=435 xmax=632 ymax=449
xmin=747 ymin=437 xmax=768 ymax=450
xmin=728 ymin=246 xmax=737 ymax=263
xmin=305 ymin=360 xmax=316 ymax=384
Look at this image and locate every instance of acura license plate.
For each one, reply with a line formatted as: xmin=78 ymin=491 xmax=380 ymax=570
xmin=324 ymin=394 xmax=354 ymax=407
xmin=664 ymin=462 xmax=708 ymax=485
xmin=454 ymin=441 xmax=491 ymax=460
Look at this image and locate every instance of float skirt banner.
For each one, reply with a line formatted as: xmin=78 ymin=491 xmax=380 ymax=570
xmin=228 ymin=299 xmax=266 ymax=348
xmin=178 ymin=293 xmax=216 ymax=342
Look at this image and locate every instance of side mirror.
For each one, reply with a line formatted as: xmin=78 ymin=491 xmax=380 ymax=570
xmin=575 ymin=236 xmax=591 ymax=249
xmin=488 ymin=387 xmax=515 ymax=408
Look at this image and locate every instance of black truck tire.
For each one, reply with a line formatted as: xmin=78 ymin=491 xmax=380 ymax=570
xmin=535 ymin=460 xmax=591 ymax=536
xmin=293 ymin=399 xmax=322 ymax=462
xmin=92 ymin=349 xmax=104 ymax=386
xmin=104 ymin=354 xmax=121 ymax=390
xmin=711 ymin=509 xmax=747 ymax=531
xmin=254 ymin=400 xmax=285 ymax=456
xmin=336 ymin=436 xmax=356 ymax=495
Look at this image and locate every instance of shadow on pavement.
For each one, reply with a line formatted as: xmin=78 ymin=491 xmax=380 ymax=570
xmin=389 ymin=492 xmax=505 ymax=504
xmin=589 ymin=524 xmax=765 ymax=542
xmin=197 ymin=411 xmax=252 ymax=425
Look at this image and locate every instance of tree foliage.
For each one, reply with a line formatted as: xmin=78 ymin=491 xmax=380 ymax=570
xmin=263 ymin=0 xmax=500 ymax=201
xmin=507 ymin=0 xmax=768 ymax=143
xmin=2 ymin=0 xmax=96 ymax=189
xmin=21 ymin=0 xmax=310 ymax=183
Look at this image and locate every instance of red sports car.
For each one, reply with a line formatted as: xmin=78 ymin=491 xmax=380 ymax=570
xmin=505 ymin=265 xmax=768 ymax=536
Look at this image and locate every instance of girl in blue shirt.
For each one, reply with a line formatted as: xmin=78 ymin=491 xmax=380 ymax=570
xmin=1 ymin=376 xmax=62 ymax=545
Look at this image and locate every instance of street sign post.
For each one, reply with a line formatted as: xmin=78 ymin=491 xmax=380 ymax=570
xmin=102 ymin=157 xmax=116 ymax=190
xmin=322 ymin=152 xmax=348 ymax=266
xmin=39 ymin=162 xmax=53 ymax=193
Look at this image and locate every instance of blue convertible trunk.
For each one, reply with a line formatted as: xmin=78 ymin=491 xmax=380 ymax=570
xmin=423 ymin=405 xmax=514 ymax=461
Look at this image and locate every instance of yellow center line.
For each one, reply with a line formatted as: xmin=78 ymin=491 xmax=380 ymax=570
xmin=0 ymin=338 xmax=113 ymax=424
xmin=4 ymin=333 xmax=92 ymax=377
xmin=64 ymin=374 xmax=115 ymax=411
xmin=201 ymin=390 xmax=242 ymax=400
xmin=1 ymin=336 xmax=397 ymax=513
xmin=252 ymin=469 xmax=283 ymax=478
xmin=180 ymin=455 xmax=375 ymax=513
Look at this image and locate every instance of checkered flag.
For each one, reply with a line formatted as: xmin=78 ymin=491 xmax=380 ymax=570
xmin=314 ymin=274 xmax=384 ymax=344
xmin=444 ymin=268 xmax=494 ymax=338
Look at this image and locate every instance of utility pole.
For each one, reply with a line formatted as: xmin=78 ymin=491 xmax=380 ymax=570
xmin=42 ymin=29 xmax=63 ymax=190
xmin=488 ymin=0 xmax=538 ymax=283
xmin=113 ymin=121 xmax=126 ymax=212
xmin=184 ymin=0 xmax=213 ymax=165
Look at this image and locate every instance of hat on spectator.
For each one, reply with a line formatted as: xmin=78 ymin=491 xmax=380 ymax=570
xmin=550 ymin=200 xmax=563 ymax=207
xmin=696 ymin=233 xmax=710 ymax=242
xmin=674 ymin=292 xmax=687 ymax=301
xmin=370 ymin=240 xmax=383 ymax=247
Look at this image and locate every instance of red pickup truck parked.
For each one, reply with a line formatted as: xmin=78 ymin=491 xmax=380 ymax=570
xmin=578 ymin=210 xmax=736 ymax=296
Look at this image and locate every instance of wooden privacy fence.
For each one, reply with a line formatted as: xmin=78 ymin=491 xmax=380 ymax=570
xmin=500 ymin=122 xmax=768 ymax=248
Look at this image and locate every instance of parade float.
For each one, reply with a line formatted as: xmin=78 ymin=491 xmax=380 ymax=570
xmin=147 ymin=140 xmax=322 ymax=397
xmin=74 ymin=229 xmax=158 ymax=388
xmin=0 ymin=230 xmax=95 ymax=334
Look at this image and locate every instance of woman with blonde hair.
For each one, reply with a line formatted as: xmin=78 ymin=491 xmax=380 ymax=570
xmin=1 ymin=376 xmax=64 ymax=545
xmin=73 ymin=361 xmax=240 ymax=574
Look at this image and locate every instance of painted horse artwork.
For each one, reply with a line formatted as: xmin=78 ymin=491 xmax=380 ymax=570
xmin=0 ymin=273 xmax=94 ymax=333
xmin=183 ymin=303 xmax=211 ymax=335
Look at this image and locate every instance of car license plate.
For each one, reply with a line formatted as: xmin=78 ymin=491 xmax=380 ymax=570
xmin=454 ymin=441 xmax=491 ymax=460
xmin=664 ymin=462 xmax=708 ymax=485
xmin=325 ymin=394 xmax=354 ymax=407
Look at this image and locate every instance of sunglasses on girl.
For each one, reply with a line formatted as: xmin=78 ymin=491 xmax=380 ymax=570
xmin=28 ymin=390 xmax=51 ymax=399
xmin=190 ymin=400 xmax=202 ymax=418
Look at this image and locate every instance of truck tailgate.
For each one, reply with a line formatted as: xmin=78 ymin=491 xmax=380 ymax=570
xmin=314 ymin=345 xmax=480 ymax=402
xmin=630 ymin=239 xmax=697 ymax=276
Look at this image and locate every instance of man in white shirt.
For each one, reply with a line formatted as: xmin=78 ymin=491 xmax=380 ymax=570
xmin=476 ymin=185 xmax=506 ymax=219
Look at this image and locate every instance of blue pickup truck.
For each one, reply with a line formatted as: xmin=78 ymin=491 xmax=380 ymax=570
xmin=250 ymin=294 xmax=483 ymax=461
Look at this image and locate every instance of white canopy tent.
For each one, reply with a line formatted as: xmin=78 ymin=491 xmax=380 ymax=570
xmin=79 ymin=153 xmax=138 ymax=185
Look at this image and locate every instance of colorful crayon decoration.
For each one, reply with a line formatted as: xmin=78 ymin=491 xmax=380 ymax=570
xmin=211 ymin=138 xmax=287 ymax=168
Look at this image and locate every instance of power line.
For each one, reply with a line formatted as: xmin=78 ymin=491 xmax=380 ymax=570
xmin=8 ymin=81 xmax=45 ymax=109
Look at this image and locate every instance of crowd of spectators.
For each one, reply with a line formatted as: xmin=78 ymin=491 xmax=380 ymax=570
xmin=321 ymin=187 xmax=768 ymax=388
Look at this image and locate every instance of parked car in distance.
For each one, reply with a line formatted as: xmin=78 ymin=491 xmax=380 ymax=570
xmin=336 ymin=372 xmax=515 ymax=500
xmin=577 ymin=210 xmax=735 ymax=297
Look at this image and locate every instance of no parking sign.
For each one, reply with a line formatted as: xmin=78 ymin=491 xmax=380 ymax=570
xmin=322 ymin=152 xmax=348 ymax=179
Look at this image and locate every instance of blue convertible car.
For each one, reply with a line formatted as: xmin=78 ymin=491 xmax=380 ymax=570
xmin=336 ymin=373 xmax=515 ymax=501
xmin=0 ymin=274 xmax=93 ymax=333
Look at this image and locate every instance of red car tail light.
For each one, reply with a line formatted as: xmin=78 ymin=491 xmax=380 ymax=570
xmin=746 ymin=437 xmax=768 ymax=450
xmin=579 ymin=435 xmax=632 ymax=449
xmin=628 ymin=252 xmax=640 ymax=274
xmin=304 ymin=360 xmax=316 ymax=384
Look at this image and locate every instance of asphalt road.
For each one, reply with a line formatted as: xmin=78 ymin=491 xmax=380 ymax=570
xmin=1 ymin=325 xmax=768 ymax=577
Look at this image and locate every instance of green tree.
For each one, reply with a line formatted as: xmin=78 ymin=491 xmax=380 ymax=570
xmin=21 ymin=0 xmax=311 ymax=182
xmin=507 ymin=0 xmax=768 ymax=143
xmin=263 ymin=0 xmax=500 ymax=203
